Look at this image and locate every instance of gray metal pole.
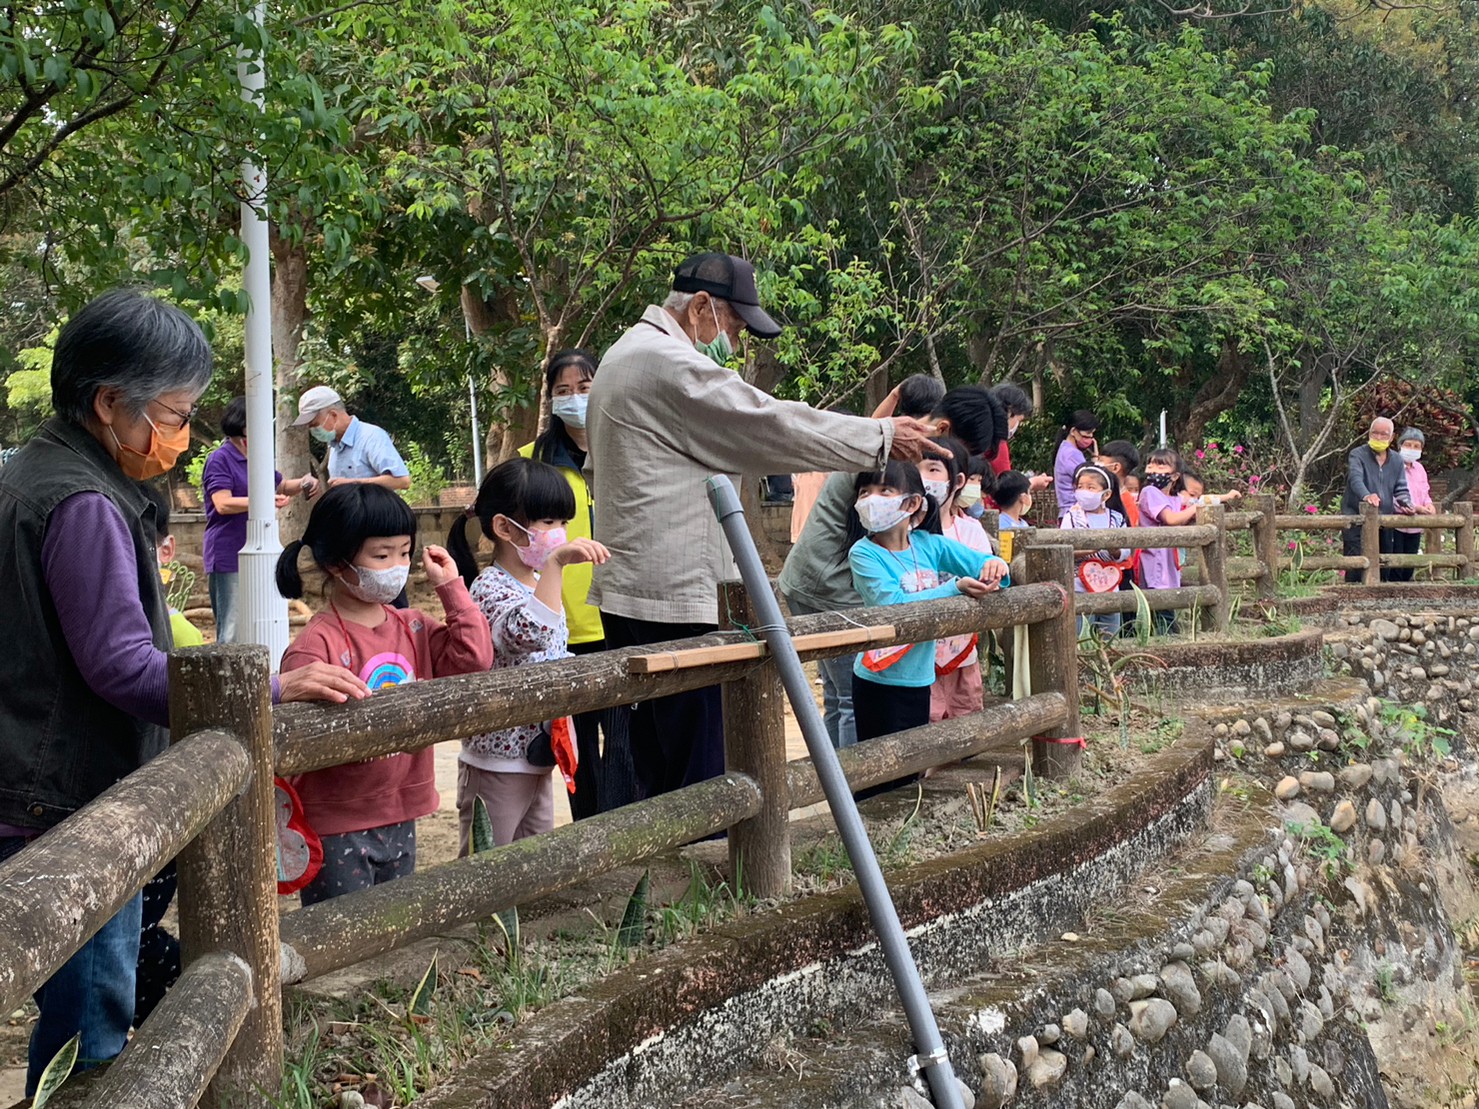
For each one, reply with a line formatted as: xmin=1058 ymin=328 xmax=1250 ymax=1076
xmin=706 ymin=475 xmax=965 ymax=1109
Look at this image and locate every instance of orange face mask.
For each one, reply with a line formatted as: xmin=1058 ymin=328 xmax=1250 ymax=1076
xmin=110 ymin=415 xmax=190 ymax=480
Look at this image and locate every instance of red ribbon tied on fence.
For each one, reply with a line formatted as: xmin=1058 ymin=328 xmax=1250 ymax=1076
xmin=1033 ymin=735 xmax=1088 ymax=748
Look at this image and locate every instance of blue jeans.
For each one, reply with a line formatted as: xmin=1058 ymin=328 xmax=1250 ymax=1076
xmin=784 ymin=596 xmax=857 ymax=749
xmin=0 ymin=836 xmax=142 ymax=1094
xmin=208 ymin=572 xmax=239 ymax=644
xmin=1077 ymin=612 xmax=1123 ymax=641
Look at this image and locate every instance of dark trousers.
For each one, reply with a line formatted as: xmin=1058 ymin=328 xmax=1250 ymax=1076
xmin=135 ymin=863 xmax=181 ymax=1025
xmin=601 ymin=612 xmax=723 ymax=798
xmin=1388 ymin=530 xmax=1422 ymax=582
xmin=1342 ymin=524 xmax=1399 ymax=583
xmin=852 ymin=674 xmax=932 ymax=801
xmin=567 ymin=639 xmax=640 ymax=817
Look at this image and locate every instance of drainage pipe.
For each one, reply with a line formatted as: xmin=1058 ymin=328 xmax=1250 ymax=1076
xmin=707 ymin=475 xmax=965 ymax=1109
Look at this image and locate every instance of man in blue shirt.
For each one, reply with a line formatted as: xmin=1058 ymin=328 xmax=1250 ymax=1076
xmin=293 ymin=385 xmax=411 ymax=491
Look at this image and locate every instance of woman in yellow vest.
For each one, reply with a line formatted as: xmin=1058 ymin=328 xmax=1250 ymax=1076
xmin=518 ymin=350 xmax=634 ymax=815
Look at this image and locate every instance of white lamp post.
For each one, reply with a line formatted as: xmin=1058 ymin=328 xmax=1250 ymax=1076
xmin=415 ymin=275 xmax=483 ymax=485
xmin=234 ymin=1 xmax=290 ymax=664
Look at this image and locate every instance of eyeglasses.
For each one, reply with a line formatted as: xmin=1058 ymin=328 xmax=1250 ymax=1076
xmin=151 ymin=399 xmax=199 ymax=431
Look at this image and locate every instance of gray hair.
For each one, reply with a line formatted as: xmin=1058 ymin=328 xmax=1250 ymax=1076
xmin=1368 ymin=415 xmax=1395 ymax=435
xmin=1399 ymin=427 xmax=1425 ymax=446
xmin=662 ymin=290 xmax=696 ymax=313
xmin=51 ymin=288 xmax=213 ymax=426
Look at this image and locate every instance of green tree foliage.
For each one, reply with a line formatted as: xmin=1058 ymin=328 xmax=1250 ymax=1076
xmin=355 ymin=0 xmax=908 ymax=454
xmin=3 ymin=0 xmax=1478 ymax=505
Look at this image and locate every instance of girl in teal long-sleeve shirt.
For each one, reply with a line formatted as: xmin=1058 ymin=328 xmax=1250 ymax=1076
xmin=846 ymin=462 xmax=1009 ymax=763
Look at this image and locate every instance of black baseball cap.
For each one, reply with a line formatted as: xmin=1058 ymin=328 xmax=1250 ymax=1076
xmin=672 ymin=252 xmax=782 ymax=339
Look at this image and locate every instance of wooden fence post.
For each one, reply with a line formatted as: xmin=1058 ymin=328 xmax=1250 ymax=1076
xmin=980 ymin=508 xmax=1000 ymax=543
xmin=1360 ymin=502 xmax=1382 ymax=586
xmin=718 ymin=582 xmax=791 ymax=899
xmin=1196 ymin=503 xmax=1229 ymax=632
xmin=1023 ymin=545 xmax=1082 ymax=779
xmin=170 ymin=645 xmax=281 ymax=1108
xmin=1250 ymin=493 xmax=1279 ymax=601
xmin=1459 ymin=502 xmax=1476 ymax=581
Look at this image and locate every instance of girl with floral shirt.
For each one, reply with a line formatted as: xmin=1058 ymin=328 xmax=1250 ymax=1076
xmin=447 ymin=458 xmax=608 ymax=849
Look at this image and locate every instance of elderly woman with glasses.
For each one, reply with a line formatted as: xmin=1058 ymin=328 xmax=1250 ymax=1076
xmin=0 ymin=289 xmax=368 ymax=1095
xmin=1389 ymin=427 xmax=1437 ymax=581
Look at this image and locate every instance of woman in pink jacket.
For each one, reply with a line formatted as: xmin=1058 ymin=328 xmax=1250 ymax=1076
xmin=1390 ymin=427 xmax=1436 ymax=581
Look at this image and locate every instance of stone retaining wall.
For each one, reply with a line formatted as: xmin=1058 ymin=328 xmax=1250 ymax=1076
xmin=940 ymin=732 xmax=1468 ymax=1109
xmin=415 ymin=741 xmax=1215 ymax=1109
xmin=1118 ymin=630 xmax=1326 ymax=706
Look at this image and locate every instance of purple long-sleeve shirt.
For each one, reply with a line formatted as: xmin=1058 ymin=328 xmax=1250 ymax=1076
xmin=48 ymin=493 xmax=286 ymax=725
xmin=43 ymin=492 xmax=173 ymax=728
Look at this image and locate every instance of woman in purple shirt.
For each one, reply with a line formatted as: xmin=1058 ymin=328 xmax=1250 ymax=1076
xmin=1390 ymin=427 xmax=1436 ymax=582
xmin=1052 ymin=409 xmax=1100 ymax=513
xmin=0 ymin=292 xmax=367 ymax=1095
xmin=202 ymin=396 xmax=316 ymax=642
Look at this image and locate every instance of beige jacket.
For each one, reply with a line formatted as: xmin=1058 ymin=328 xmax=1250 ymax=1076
xmin=586 ymin=305 xmax=895 ymax=625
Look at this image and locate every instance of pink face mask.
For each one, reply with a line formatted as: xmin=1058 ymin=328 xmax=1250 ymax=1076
xmin=507 ymin=519 xmax=567 ymax=569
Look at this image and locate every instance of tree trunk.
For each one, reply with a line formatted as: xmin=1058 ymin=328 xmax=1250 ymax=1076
xmin=1180 ymin=340 xmax=1248 ymax=447
xmin=1295 ymin=350 xmax=1327 ymax=453
xmin=745 ymin=346 xmax=788 ymax=396
xmin=461 ymin=285 xmax=533 ymax=466
xmin=270 ymin=232 xmax=313 ymax=541
xmin=965 ymin=328 xmax=998 ymax=384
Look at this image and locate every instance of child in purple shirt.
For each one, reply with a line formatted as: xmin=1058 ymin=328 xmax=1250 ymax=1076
xmin=1137 ymin=448 xmax=1199 ymax=633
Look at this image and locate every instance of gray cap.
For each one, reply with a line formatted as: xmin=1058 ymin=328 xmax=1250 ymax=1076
xmin=1398 ymin=427 xmax=1425 ymax=446
xmin=292 ymin=385 xmax=343 ymax=425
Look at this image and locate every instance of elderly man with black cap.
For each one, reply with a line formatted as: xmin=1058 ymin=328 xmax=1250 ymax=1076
xmin=586 ymin=251 xmax=945 ymax=799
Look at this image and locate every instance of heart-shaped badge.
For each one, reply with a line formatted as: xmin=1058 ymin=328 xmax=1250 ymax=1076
xmin=1078 ymin=560 xmax=1123 ymax=594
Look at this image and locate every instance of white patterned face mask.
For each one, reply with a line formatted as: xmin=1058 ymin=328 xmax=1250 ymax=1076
xmin=923 ymin=479 xmax=951 ymax=505
xmin=337 ymin=563 xmax=409 ymax=604
xmin=856 ymin=493 xmax=914 ymax=533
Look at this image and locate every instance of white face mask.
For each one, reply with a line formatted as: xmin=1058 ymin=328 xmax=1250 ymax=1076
xmin=856 ymin=493 xmax=914 ymax=533
xmin=551 ymin=394 xmax=589 ymax=429
xmin=337 ymin=563 xmax=409 ymax=605
xmin=923 ymin=478 xmax=950 ymax=504
xmin=1075 ymin=489 xmax=1105 ymax=512
xmin=1400 ymin=448 xmax=1422 ymax=464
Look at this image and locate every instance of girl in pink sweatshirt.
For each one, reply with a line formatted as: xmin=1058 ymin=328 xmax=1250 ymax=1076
xmin=276 ymin=484 xmax=493 ymax=904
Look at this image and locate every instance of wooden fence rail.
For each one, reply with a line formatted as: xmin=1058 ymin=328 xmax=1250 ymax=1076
xmin=0 ymin=729 xmax=249 ymax=1016
xmin=89 ymin=953 xmax=254 ymax=1109
xmin=279 ymin=772 xmax=765 ymax=984
xmin=272 ymin=585 xmax=1070 ymax=775
xmin=1002 ymin=492 xmax=1478 ymax=618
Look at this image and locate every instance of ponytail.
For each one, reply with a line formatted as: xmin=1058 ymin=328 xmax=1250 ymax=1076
xmin=276 ymin=539 xmax=307 ymax=600
xmin=460 ymin=458 xmax=577 ymax=586
xmin=275 ymin=485 xmax=418 ymax=601
xmin=446 ymin=508 xmax=482 ymax=588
